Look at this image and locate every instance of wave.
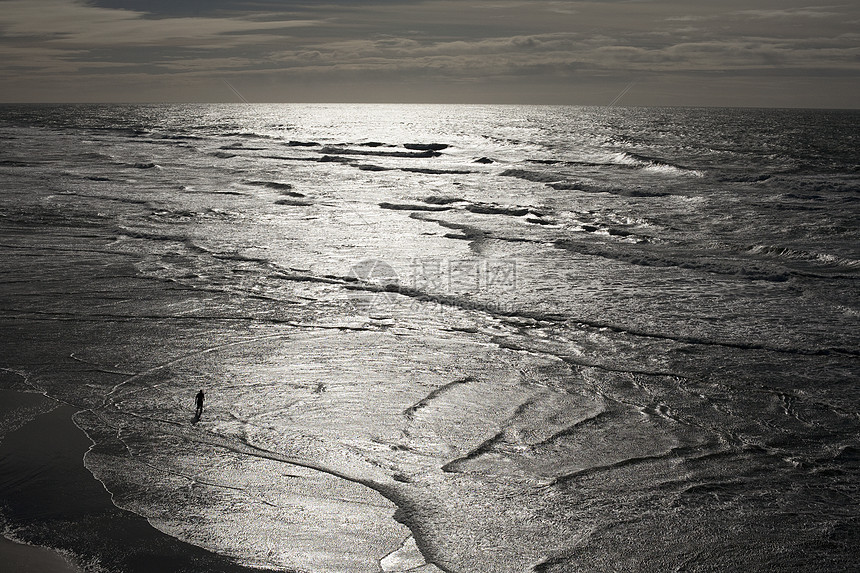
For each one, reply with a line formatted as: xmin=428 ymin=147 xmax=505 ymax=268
xmin=501 ymin=169 xmax=676 ymax=197
xmin=743 ymin=244 xmax=860 ymax=270
xmin=603 ymin=151 xmax=704 ymax=177
xmin=518 ymin=152 xmax=704 ymax=177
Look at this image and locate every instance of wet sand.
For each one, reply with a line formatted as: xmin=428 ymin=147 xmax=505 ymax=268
xmin=0 ymin=389 xmax=280 ymax=573
xmin=0 ymin=535 xmax=80 ymax=573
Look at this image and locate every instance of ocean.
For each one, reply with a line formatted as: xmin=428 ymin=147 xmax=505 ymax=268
xmin=0 ymin=104 xmax=858 ymax=572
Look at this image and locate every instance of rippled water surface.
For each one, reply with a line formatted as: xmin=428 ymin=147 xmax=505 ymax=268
xmin=1 ymin=104 xmax=858 ymax=572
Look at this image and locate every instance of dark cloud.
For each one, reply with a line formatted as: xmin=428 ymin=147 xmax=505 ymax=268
xmin=85 ymin=0 xmax=414 ymax=18
xmin=0 ymin=0 xmax=857 ymax=106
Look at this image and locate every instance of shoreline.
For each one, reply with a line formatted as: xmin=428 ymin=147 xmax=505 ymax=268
xmin=0 ymin=534 xmax=81 ymax=573
xmin=0 ymin=388 xmax=278 ymax=573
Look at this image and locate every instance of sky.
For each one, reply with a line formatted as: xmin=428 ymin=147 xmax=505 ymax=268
xmin=1 ymin=0 xmax=858 ymax=107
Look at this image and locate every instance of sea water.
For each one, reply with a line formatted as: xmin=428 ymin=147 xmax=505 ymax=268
xmin=0 ymin=104 xmax=858 ymax=572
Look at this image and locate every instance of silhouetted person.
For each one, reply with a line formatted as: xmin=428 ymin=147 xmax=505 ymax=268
xmin=195 ymin=390 xmax=204 ymax=417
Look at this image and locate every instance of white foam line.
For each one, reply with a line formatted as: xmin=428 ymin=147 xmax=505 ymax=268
xmin=101 ymin=332 xmax=290 ymax=409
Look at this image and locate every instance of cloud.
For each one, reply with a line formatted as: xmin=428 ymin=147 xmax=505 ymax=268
xmin=734 ymin=7 xmax=842 ymax=19
xmin=0 ymin=0 xmax=858 ymax=106
xmin=0 ymin=0 xmax=319 ymax=47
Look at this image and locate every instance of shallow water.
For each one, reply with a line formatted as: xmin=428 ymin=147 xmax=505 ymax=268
xmin=1 ymin=104 xmax=858 ymax=571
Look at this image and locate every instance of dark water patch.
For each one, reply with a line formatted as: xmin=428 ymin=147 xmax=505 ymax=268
xmin=357 ymin=164 xmax=392 ymax=172
xmin=210 ymin=151 xmax=237 ymax=159
xmin=403 ymin=143 xmax=448 ymax=151
xmin=549 ymin=180 xmax=634 ymax=195
xmin=275 ymin=198 xmax=314 ymax=207
xmin=627 ymin=189 xmax=673 ymax=198
xmin=115 ymin=229 xmax=207 ymax=252
xmin=780 ymin=193 xmax=827 ymax=201
xmin=220 ymin=143 xmax=266 ymax=151
xmin=244 ymin=180 xmax=294 ymax=192
xmin=148 ymin=207 xmax=241 ymax=222
xmin=533 ymin=412 xmax=613 ymax=449
xmin=474 ymin=157 xmax=494 ymax=164
xmin=1 ymin=205 xmax=112 ymax=230
xmin=401 ymin=167 xmax=473 ymax=175
xmin=139 ymin=139 xmax=194 ymax=148
xmin=403 ymin=377 xmax=474 ymax=421
xmin=550 ymin=180 xmax=674 ymax=197
xmin=343 ymin=280 xmax=567 ymax=325
xmin=550 ymin=444 xmax=703 ymax=486
xmin=212 ymin=252 xmax=271 ymax=265
xmin=285 ymin=140 xmax=320 ymax=147
xmin=465 ymin=203 xmax=532 ymax=217
xmin=317 ymin=155 xmax=353 ymax=163
xmin=677 ymin=479 xmax=749 ymax=499
xmin=408 ymin=214 xmax=488 ymax=249
xmin=186 ymin=189 xmax=246 ymax=197
xmin=423 ymin=196 xmax=465 ymax=205
xmin=319 ymin=146 xmax=441 ymax=159
xmin=500 ymin=168 xmax=563 ymax=183
xmin=722 ymin=173 xmax=774 ymax=183
xmin=607 ymin=228 xmax=633 ymax=237
xmin=85 ymin=175 xmax=112 ymax=181
xmin=379 ymin=202 xmax=451 ymax=212
xmin=830 ymin=446 xmax=860 ymax=467
xmin=526 ymin=217 xmax=556 ymax=225
xmin=0 ymin=160 xmax=40 ymax=167
xmin=269 ymin=271 xmax=347 ymax=286
xmin=76 ymin=151 xmax=118 ymax=162
xmin=441 ymin=432 xmax=506 ymax=473
xmin=261 ymin=154 xmax=331 ymax=164
xmin=153 ymin=133 xmax=205 ymax=141
xmin=223 ymin=131 xmax=274 ymax=139
xmin=127 ymin=162 xmax=158 ymax=169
